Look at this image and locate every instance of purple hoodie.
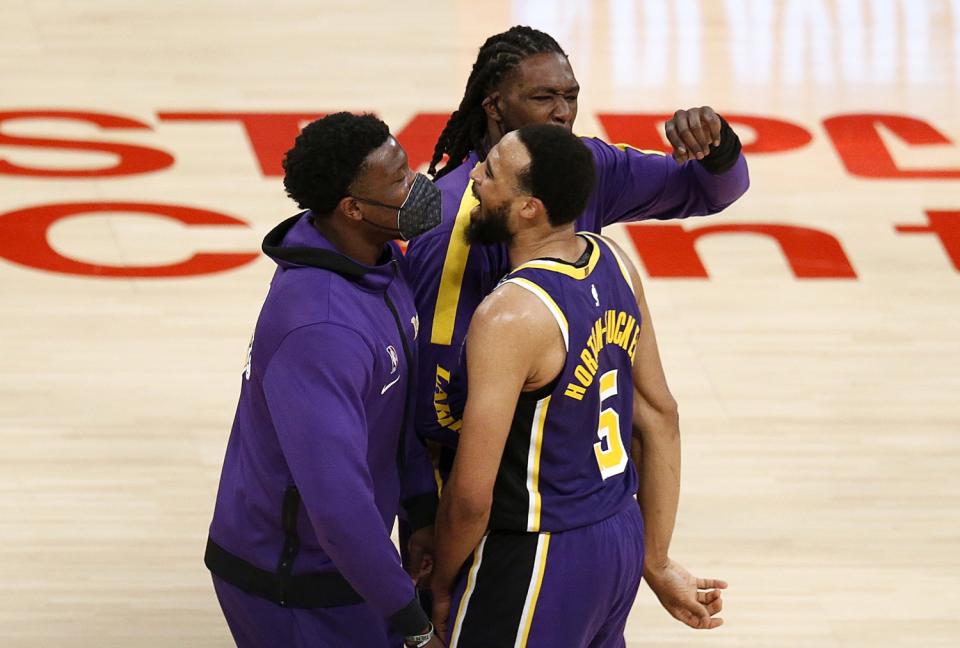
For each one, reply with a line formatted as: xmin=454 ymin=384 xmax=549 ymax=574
xmin=206 ymin=211 xmax=436 ymax=635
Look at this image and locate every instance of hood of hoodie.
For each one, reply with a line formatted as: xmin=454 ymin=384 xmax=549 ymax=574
xmin=262 ymin=211 xmax=399 ymax=292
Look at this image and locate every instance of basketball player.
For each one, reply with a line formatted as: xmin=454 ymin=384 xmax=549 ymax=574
xmin=205 ymin=113 xmax=443 ymax=647
xmin=404 ymin=25 xmax=749 ymax=463
xmin=430 ymin=125 xmax=726 ymax=647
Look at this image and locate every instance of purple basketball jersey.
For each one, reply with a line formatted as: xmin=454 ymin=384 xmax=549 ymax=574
xmin=489 ymin=233 xmax=641 ymax=533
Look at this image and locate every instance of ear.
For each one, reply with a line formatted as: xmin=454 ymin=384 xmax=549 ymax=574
xmin=518 ymin=196 xmax=544 ymax=223
xmin=339 ymin=196 xmax=364 ymax=222
xmin=481 ymin=92 xmax=503 ymax=123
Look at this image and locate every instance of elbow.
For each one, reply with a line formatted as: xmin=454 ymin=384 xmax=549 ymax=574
xmin=657 ymin=397 xmax=680 ymax=442
xmin=661 ymin=394 xmax=680 ymax=426
xmin=632 ymin=394 xmax=680 ymax=443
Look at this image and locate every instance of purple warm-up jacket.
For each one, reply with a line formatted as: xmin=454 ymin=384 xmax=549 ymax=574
xmin=206 ymin=211 xmax=436 ymax=636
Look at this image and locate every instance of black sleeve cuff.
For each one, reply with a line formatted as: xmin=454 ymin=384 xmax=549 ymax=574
xmin=698 ymin=116 xmax=742 ymax=175
xmin=402 ymin=492 xmax=440 ymax=532
xmin=388 ymin=595 xmax=430 ymax=637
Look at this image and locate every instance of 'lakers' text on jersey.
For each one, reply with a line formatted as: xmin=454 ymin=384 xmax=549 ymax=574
xmin=490 ymin=233 xmax=641 ymax=533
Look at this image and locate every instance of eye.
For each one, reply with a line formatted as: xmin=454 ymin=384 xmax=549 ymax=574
xmin=532 ymin=95 xmax=552 ymax=102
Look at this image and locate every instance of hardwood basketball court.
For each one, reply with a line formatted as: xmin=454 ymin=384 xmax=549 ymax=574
xmin=1 ymin=1 xmax=958 ymax=646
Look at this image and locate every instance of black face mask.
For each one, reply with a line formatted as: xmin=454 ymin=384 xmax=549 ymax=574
xmin=351 ymin=173 xmax=441 ymax=241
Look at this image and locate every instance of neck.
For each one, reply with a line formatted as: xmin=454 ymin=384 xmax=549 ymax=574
xmin=313 ymin=214 xmax=387 ymax=266
xmin=481 ymin=122 xmax=506 ymax=157
xmin=507 ymin=224 xmax=584 ymax=270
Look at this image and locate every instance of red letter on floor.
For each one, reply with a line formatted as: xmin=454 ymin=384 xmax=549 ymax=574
xmin=395 ymin=113 xmax=449 ymax=171
xmin=823 ymin=114 xmax=960 ymax=179
xmin=0 ymin=202 xmax=258 ymax=277
xmin=0 ymin=110 xmax=174 ymax=177
xmin=625 ymin=223 xmax=856 ymax=279
xmin=158 ymin=112 xmax=326 ymax=176
xmin=896 ymin=211 xmax=960 ymax=271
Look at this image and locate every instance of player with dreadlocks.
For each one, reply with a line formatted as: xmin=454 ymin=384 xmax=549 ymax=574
xmin=404 ymin=25 xmax=747 ymax=644
xmin=426 ymin=27 xmax=571 ymax=180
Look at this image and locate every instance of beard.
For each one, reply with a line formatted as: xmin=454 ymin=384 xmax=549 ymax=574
xmin=464 ymin=202 xmax=513 ymax=245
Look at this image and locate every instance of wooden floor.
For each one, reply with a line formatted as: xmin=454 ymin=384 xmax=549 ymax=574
xmin=1 ymin=1 xmax=958 ymax=646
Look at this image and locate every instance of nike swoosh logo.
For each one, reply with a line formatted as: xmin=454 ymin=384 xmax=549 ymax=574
xmin=380 ymin=376 xmax=401 ymax=395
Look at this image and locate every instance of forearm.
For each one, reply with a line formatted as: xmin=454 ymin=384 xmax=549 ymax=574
xmin=689 ymin=151 xmax=750 ymax=212
xmin=635 ymin=403 xmax=681 ymax=572
xmin=401 ymin=433 xmax=441 ymax=532
xmin=432 ymin=490 xmax=490 ymax=595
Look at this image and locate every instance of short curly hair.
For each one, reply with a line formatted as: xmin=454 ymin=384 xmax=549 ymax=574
xmin=516 ymin=124 xmax=596 ymax=227
xmin=282 ymin=112 xmax=391 ymax=215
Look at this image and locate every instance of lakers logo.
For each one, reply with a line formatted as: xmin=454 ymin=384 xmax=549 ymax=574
xmin=386 ymin=345 xmax=399 ymax=374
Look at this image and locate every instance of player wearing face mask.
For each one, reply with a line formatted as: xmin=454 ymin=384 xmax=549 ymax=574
xmin=205 ymin=113 xmax=444 ymax=648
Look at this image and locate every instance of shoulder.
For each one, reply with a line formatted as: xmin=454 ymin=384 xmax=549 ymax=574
xmin=280 ymin=320 xmax=373 ymax=351
xmin=260 ymin=267 xmax=331 ymax=327
xmin=470 ymin=280 xmax=558 ymax=344
xmin=259 ymin=320 xmax=376 ymax=389
xmin=260 ymin=266 xmax=382 ymax=342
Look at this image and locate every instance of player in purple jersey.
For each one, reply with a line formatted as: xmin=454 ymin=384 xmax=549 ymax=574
xmin=429 ymin=125 xmax=726 ymax=647
xmin=206 ymin=113 xmax=444 ymax=648
xmin=404 ymin=25 xmax=749 ymax=455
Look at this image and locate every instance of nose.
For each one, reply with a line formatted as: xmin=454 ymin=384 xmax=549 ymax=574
xmin=552 ymin=97 xmax=572 ymax=125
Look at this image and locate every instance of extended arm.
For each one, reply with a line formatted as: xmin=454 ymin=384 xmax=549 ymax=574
xmin=609 ymin=239 xmax=728 ymax=630
xmin=588 ymin=109 xmax=749 ymax=227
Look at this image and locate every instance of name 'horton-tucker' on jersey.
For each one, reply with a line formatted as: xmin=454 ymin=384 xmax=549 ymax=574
xmin=489 ymin=232 xmax=642 ymax=534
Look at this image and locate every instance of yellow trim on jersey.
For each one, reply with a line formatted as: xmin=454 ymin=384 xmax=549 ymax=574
xmin=501 ymin=277 xmax=569 ymax=351
xmin=450 ymin=536 xmax=487 ymax=648
xmin=515 ymin=533 xmax=551 ymax=648
xmin=431 ymin=180 xmax=479 ymax=345
xmin=580 ymin=232 xmax=635 ymax=296
xmin=425 ymin=439 xmax=445 ymax=496
xmin=511 ymin=235 xmax=601 ymax=280
xmin=526 ymin=396 xmax=551 ymax=532
xmin=613 ymin=142 xmax=666 ymax=156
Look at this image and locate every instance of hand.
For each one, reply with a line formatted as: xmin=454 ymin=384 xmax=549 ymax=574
xmin=664 ymin=107 xmax=722 ymax=164
xmin=407 ymin=526 xmax=435 ymax=586
xmin=431 ymin=586 xmax=453 ymax=643
xmin=644 ymin=558 xmax=727 ymax=629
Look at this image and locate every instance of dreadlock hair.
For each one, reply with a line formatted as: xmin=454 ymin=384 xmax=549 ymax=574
xmin=428 ymin=25 xmax=566 ymax=179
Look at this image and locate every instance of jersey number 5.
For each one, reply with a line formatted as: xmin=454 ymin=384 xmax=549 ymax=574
xmin=594 ymin=369 xmax=629 ymax=480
